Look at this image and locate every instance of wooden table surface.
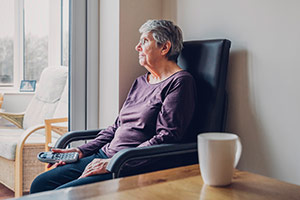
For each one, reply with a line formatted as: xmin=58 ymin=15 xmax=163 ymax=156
xmin=15 ymin=164 xmax=300 ymax=200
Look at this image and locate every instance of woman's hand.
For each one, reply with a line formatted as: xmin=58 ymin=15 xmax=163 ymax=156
xmin=79 ymin=158 xmax=111 ymax=179
xmin=47 ymin=148 xmax=83 ymax=169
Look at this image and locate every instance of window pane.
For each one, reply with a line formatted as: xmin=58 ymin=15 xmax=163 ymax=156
xmin=0 ymin=0 xmax=14 ymax=85
xmin=24 ymin=0 xmax=49 ymax=81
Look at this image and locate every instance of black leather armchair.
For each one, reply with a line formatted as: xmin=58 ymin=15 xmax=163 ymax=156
xmin=54 ymin=39 xmax=231 ymax=178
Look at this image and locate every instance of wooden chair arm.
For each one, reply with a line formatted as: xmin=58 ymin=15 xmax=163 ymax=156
xmin=15 ymin=124 xmax=46 ymax=197
xmin=44 ymin=117 xmax=68 ymax=125
xmin=44 ymin=117 xmax=68 ymax=171
xmin=45 ymin=117 xmax=68 ymax=152
xmin=0 ymin=111 xmax=25 ymax=129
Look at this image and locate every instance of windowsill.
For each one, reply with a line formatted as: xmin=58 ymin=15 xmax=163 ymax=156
xmin=0 ymin=89 xmax=35 ymax=95
xmin=6 ymin=92 xmax=35 ymax=95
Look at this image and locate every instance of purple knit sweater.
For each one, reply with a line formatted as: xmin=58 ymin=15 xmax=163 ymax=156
xmin=78 ymin=70 xmax=196 ymax=158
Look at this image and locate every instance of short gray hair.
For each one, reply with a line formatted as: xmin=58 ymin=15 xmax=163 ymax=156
xmin=139 ymin=19 xmax=183 ymax=62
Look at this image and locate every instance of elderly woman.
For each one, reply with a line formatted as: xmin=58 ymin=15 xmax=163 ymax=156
xmin=30 ymin=19 xmax=196 ymax=193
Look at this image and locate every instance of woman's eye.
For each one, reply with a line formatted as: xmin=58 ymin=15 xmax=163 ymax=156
xmin=141 ymin=39 xmax=147 ymax=45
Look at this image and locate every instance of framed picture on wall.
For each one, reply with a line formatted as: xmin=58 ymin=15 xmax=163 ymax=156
xmin=20 ymin=80 xmax=36 ymax=92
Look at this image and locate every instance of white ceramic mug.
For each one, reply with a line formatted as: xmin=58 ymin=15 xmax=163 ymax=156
xmin=197 ymin=132 xmax=242 ymax=186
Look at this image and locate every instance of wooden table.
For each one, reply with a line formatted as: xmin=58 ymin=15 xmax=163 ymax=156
xmin=15 ymin=164 xmax=300 ymax=200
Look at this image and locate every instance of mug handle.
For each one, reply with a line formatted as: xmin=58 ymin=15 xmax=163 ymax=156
xmin=234 ymin=137 xmax=242 ymax=168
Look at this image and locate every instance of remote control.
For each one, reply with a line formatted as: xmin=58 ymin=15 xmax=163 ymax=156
xmin=37 ymin=151 xmax=79 ymax=164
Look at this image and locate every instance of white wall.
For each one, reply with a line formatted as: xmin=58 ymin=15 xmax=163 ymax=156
xmin=1 ymin=93 xmax=33 ymax=112
xmin=99 ymin=0 xmax=120 ymax=128
xmin=166 ymin=0 xmax=300 ymax=185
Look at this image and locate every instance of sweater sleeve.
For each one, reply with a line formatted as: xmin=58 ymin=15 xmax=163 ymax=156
xmin=138 ymin=76 xmax=196 ymax=147
xmin=78 ymin=117 xmax=120 ymax=157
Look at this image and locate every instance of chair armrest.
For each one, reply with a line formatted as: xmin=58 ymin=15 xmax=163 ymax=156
xmin=106 ymin=142 xmax=197 ymax=178
xmin=45 ymin=117 xmax=68 ymax=152
xmin=15 ymin=124 xmax=47 ymax=192
xmin=0 ymin=111 xmax=25 ymax=129
xmin=54 ymin=129 xmax=103 ymax=149
xmin=45 ymin=117 xmax=68 ymax=127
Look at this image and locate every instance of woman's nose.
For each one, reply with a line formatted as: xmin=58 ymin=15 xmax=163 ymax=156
xmin=135 ymin=43 xmax=141 ymax=51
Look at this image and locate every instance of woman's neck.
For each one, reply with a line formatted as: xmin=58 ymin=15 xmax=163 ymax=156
xmin=147 ymin=61 xmax=182 ymax=84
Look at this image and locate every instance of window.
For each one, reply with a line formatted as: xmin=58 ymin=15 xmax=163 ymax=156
xmin=62 ymin=0 xmax=69 ymax=67
xmin=0 ymin=0 xmax=14 ymax=85
xmin=0 ymin=0 xmax=69 ymax=91
xmin=24 ymin=0 xmax=49 ymax=81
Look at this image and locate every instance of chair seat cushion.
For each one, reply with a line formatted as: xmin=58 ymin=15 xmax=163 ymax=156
xmin=0 ymin=129 xmax=60 ymax=160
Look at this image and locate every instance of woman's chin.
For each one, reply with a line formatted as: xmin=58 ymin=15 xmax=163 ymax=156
xmin=139 ymin=60 xmax=145 ymax=66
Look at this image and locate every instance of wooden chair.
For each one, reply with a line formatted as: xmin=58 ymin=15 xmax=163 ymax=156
xmin=0 ymin=66 xmax=68 ymax=197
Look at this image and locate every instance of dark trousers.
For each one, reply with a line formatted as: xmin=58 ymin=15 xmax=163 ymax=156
xmin=30 ymin=150 xmax=113 ymax=194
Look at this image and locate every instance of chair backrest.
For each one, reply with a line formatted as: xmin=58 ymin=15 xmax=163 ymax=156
xmin=177 ymin=39 xmax=231 ymax=142
xmin=53 ymin=76 xmax=68 ymax=119
xmin=23 ymin=66 xmax=68 ymax=129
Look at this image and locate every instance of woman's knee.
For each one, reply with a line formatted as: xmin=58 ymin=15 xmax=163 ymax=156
xmin=30 ymin=166 xmax=72 ymax=194
xmin=30 ymin=154 xmax=98 ymax=194
xmin=30 ymin=171 xmax=53 ymax=194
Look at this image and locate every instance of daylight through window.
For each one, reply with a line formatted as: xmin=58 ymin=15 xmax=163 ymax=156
xmin=0 ymin=0 xmax=69 ymax=90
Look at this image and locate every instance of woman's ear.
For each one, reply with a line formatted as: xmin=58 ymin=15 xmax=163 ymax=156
xmin=161 ymin=41 xmax=171 ymax=56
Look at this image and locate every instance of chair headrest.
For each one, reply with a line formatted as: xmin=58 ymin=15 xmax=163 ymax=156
xmin=35 ymin=66 xmax=68 ymax=103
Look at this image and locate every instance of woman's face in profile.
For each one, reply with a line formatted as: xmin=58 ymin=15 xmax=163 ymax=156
xmin=135 ymin=32 xmax=163 ymax=68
